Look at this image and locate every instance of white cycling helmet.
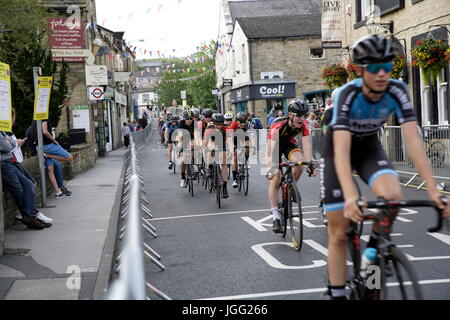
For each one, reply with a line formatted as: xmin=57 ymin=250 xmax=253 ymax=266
xmin=224 ymin=112 xmax=234 ymax=121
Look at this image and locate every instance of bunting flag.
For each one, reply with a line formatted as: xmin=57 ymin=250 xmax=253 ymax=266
xmin=158 ymin=4 xmax=164 ymax=11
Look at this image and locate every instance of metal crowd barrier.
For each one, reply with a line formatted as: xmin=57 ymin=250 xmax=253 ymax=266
xmin=105 ymin=119 xmax=172 ymax=300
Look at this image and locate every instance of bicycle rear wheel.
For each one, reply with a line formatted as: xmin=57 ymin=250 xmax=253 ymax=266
xmin=381 ymin=247 xmax=423 ymax=300
xmin=287 ymin=183 xmax=303 ymax=251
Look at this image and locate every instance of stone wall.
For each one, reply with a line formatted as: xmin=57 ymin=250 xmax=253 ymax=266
xmin=250 ymin=38 xmax=342 ymax=99
xmin=1 ymin=144 xmax=96 ymax=229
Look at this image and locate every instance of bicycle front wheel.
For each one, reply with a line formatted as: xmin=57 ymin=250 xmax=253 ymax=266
xmin=381 ymin=247 xmax=423 ymax=300
xmin=243 ymin=161 xmax=249 ymax=196
xmin=287 ymin=183 xmax=303 ymax=251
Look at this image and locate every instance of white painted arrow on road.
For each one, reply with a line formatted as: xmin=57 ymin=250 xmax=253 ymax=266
xmin=428 ymin=232 xmax=450 ymax=246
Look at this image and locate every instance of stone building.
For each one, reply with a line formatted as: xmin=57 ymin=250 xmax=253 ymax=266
xmin=338 ymin=0 xmax=450 ymax=126
xmin=216 ymin=0 xmax=340 ymax=127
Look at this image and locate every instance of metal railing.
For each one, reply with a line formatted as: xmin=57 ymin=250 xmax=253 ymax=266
xmin=105 ymin=119 xmax=171 ymax=300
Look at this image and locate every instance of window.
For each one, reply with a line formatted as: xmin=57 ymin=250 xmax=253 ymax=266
xmin=232 ymin=50 xmax=236 ymax=77
xmin=356 ymin=0 xmax=371 ymax=23
xmin=412 ymin=0 xmax=423 ymax=4
xmin=310 ymin=48 xmax=325 ymax=60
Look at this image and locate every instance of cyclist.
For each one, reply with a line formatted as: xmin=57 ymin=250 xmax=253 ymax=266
xmin=266 ymin=100 xmax=316 ymax=233
xmin=224 ymin=112 xmax=234 ymax=127
xmin=165 ymin=115 xmax=179 ymax=170
xmin=203 ymin=113 xmax=230 ymax=199
xmin=229 ymin=112 xmax=255 ymax=188
xmin=322 ymin=34 xmax=450 ymax=300
xmin=177 ymin=109 xmax=196 ymax=188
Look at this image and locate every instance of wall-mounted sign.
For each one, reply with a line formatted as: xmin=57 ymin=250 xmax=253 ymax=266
xmin=230 ymin=86 xmax=250 ymax=103
xmin=322 ymin=0 xmax=343 ymax=48
xmin=86 ymin=65 xmax=108 ymax=86
xmin=88 ymin=87 xmax=105 ymax=101
xmin=114 ymin=72 xmax=131 ymax=83
xmin=48 ymin=18 xmax=85 ymax=62
xmin=33 ymin=77 xmax=53 ymax=120
xmin=0 ymin=62 xmax=12 ymax=131
xmin=252 ymin=83 xmax=296 ymax=100
xmin=223 ymin=79 xmax=233 ymax=88
xmin=115 ymin=90 xmax=127 ymax=105
xmin=72 ymin=105 xmax=90 ymax=133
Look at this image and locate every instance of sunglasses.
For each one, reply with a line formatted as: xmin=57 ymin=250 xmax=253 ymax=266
xmin=294 ymin=114 xmax=306 ymax=120
xmin=185 ymin=118 xmax=193 ymax=121
xmin=238 ymin=121 xmax=247 ymax=124
xmin=364 ymin=62 xmax=393 ymax=74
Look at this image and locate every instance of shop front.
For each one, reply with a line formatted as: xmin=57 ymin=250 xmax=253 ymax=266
xmin=230 ymin=86 xmax=251 ymax=114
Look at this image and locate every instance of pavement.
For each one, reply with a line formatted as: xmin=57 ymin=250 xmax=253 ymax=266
xmin=0 ymin=148 xmax=127 ymax=300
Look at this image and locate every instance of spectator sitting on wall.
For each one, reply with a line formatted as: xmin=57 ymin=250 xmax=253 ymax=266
xmin=1 ymin=112 xmax=53 ymax=229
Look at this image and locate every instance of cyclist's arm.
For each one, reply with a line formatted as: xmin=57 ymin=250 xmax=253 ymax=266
xmin=301 ymin=135 xmax=313 ymax=162
xmin=402 ymin=121 xmax=445 ymax=208
xmin=333 ymin=130 xmax=359 ymax=202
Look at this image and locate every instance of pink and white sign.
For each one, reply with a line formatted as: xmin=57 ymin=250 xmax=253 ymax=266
xmin=48 ymin=18 xmax=85 ymax=62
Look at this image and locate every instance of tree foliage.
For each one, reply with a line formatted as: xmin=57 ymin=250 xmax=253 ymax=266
xmin=0 ymin=0 xmax=68 ymax=137
xmin=155 ymin=40 xmax=217 ymax=109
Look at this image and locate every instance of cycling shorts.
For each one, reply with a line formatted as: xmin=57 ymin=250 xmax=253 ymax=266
xmin=271 ymin=141 xmax=301 ymax=167
xmin=321 ymin=131 xmax=398 ymax=213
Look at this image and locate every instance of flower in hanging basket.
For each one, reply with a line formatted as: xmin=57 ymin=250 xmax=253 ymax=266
xmin=411 ymin=39 xmax=449 ymax=86
xmin=347 ymin=63 xmax=362 ymax=81
xmin=321 ymin=64 xmax=349 ymax=90
xmin=392 ymin=54 xmax=406 ymax=79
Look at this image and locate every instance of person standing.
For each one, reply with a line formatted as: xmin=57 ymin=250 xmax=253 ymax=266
xmin=122 ymin=122 xmax=131 ymax=148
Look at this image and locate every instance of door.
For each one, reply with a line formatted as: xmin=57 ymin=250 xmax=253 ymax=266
xmin=421 ymin=69 xmax=449 ymax=125
xmin=104 ymin=101 xmax=113 ymax=152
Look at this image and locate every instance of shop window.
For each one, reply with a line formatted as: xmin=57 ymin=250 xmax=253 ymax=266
xmin=310 ymin=48 xmax=325 ymax=60
xmin=355 ymin=0 xmax=405 ymax=25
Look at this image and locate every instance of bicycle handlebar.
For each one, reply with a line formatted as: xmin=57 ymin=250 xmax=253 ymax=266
xmin=279 ymin=161 xmax=315 ymax=168
xmin=357 ymin=199 xmax=447 ymax=233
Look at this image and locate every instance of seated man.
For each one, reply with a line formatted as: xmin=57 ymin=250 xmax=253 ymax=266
xmin=0 ymin=129 xmax=52 ymax=230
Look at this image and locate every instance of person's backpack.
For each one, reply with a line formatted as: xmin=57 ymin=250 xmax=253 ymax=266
xmin=25 ymin=123 xmax=38 ymax=157
xmin=252 ymin=118 xmax=263 ymax=129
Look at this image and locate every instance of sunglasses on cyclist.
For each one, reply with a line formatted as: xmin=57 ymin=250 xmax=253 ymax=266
xmin=238 ymin=121 xmax=247 ymax=124
xmin=185 ymin=117 xmax=193 ymax=121
xmin=364 ymin=62 xmax=393 ymax=74
xmin=294 ymin=114 xmax=307 ymax=120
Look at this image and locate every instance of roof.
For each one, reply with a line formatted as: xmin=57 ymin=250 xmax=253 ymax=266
xmin=228 ymin=0 xmax=321 ymax=24
xmin=237 ymin=14 xmax=321 ymax=39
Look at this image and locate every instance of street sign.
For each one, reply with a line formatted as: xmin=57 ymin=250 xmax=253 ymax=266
xmin=222 ymin=79 xmax=233 ymax=87
xmin=114 ymin=72 xmax=131 ymax=83
xmin=88 ymin=86 xmax=105 ymax=101
xmin=181 ymin=90 xmax=187 ymax=100
xmin=0 ymin=62 xmax=12 ymax=132
xmin=51 ymin=49 xmax=90 ymax=58
xmin=33 ymin=77 xmax=53 ymax=120
xmin=86 ymin=65 xmax=108 ymax=86
xmin=212 ymin=89 xmax=219 ymax=95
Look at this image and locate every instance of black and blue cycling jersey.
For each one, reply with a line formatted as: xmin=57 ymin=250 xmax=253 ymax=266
xmin=331 ymin=78 xmax=416 ymax=137
xmin=322 ymin=78 xmax=418 ymax=213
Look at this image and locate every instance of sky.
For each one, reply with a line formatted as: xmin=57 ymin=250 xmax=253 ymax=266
xmin=95 ymin=0 xmax=222 ymax=59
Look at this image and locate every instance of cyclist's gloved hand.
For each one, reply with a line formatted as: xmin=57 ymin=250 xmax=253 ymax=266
xmin=266 ymin=168 xmax=278 ymax=180
xmin=307 ymin=163 xmax=316 ymax=177
xmin=434 ymin=194 xmax=450 ymax=220
xmin=344 ymin=197 xmax=366 ymax=223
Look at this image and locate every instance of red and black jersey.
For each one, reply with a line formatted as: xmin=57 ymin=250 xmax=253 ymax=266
xmin=267 ymin=117 xmax=309 ymax=144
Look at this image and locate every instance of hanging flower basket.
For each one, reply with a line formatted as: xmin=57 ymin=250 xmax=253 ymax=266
xmin=321 ymin=64 xmax=349 ymax=90
xmin=392 ymin=54 xmax=406 ymax=79
xmin=411 ymin=39 xmax=450 ymax=86
xmin=347 ymin=63 xmax=362 ymax=81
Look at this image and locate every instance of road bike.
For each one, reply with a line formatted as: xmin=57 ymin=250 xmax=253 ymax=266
xmin=346 ymin=198 xmax=446 ymax=300
xmin=277 ymin=161 xmax=315 ymax=251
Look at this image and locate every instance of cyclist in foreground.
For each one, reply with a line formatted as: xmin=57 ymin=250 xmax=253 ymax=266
xmin=322 ymin=34 xmax=450 ymax=300
xmin=266 ymin=100 xmax=316 ymax=233
xmin=165 ymin=115 xmax=179 ymax=170
xmin=177 ymin=108 xmax=196 ymax=188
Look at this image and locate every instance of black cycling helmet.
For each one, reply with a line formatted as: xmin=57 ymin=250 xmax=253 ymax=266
xmin=352 ymin=34 xmax=397 ymax=65
xmin=203 ymin=109 xmax=213 ymax=117
xmin=236 ymin=112 xmax=248 ymax=122
xmin=191 ymin=108 xmax=200 ymax=118
xmin=211 ymin=113 xmax=225 ymax=124
xmin=288 ymin=100 xmax=308 ymax=117
xmin=183 ymin=108 xmax=193 ymax=119
xmin=170 ymin=115 xmax=179 ymax=122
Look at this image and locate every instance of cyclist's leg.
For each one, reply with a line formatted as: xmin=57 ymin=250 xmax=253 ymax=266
xmin=356 ymin=146 xmax=402 ymax=243
xmin=286 ymin=144 xmax=304 ymax=181
xmin=323 ymin=155 xmax=349 ymax=299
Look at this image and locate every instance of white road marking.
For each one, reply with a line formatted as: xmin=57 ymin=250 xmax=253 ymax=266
xmin=396 ymin=217 xmax=413 ymax=223
xmin=199 ymin=278 xmax=450 ymax=300
xmin=303 ymin=218 xmax=327 ymax=229
xmin=406 ymin=254 xmax=450 ymax=261
xmin=150 ymin=206 xmax=319 ymax=221
xmin=397 ymin=245 xmax=415 ymax=248
xmin=241 ymin=217 xmax=268 ymax=232
xmin=251 ymin=242 xmax=327 ymax=270
xmin=303 ymin=240 xmax=353 ymax=266
xmin=427 ymin=232 xmax=450 ymax=246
